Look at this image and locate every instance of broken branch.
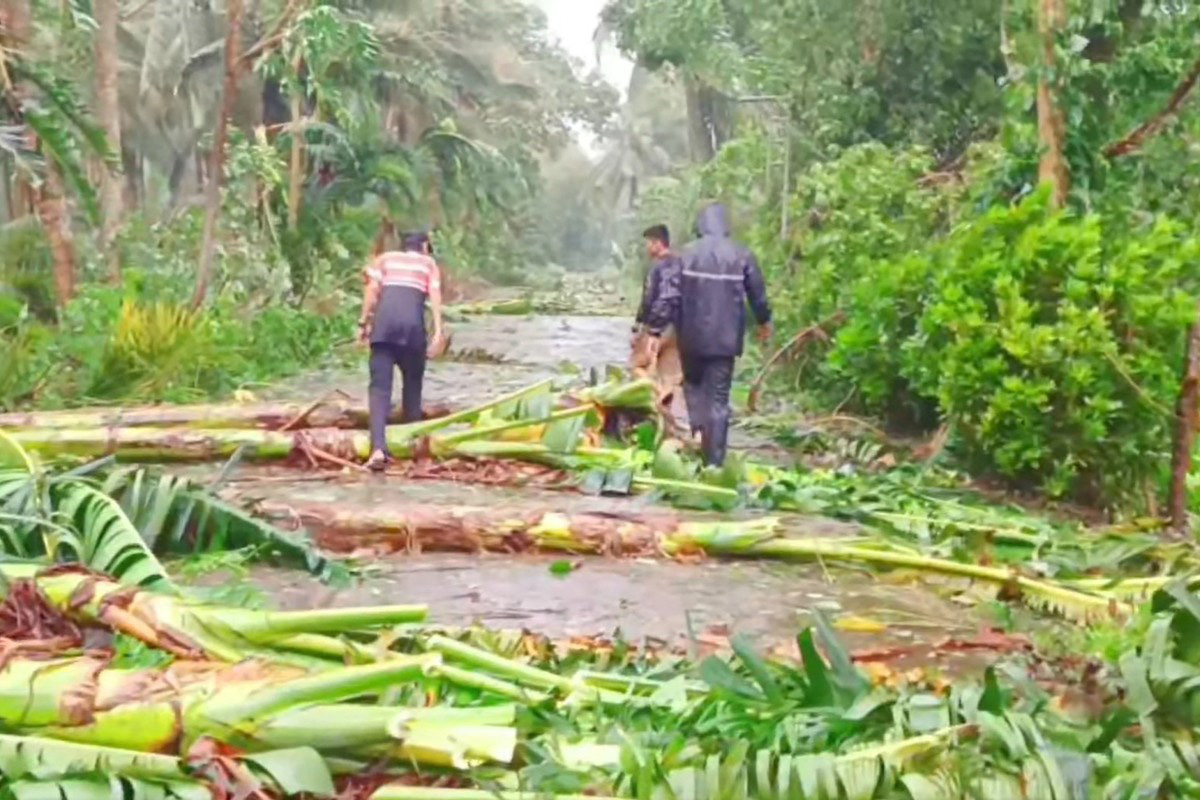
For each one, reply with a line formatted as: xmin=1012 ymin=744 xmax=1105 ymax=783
xmin=747 ymin=312 xmax=845 ymax=412
xmin=1104 ymin=50 xmax=1200 ymax=159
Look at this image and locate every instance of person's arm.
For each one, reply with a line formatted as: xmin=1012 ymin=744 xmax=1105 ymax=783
xmin=743 ymin=251 xmax=773 ymax=341
xmin=634 ymin=270 xmax=650 ymax=331
xmin=358 ymin=258 xmax=383 ymax=344
xmin=428 ymin=259 xmax=444 ymax=345
xmin=644 ymin=257 xmax=681 ymax=339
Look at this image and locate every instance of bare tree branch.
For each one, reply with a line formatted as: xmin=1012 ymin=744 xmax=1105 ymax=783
xmin=240 ymin=0 xmax=305 ymax=65
xmin=1105 ymin=50 xmax=1200 ymax=159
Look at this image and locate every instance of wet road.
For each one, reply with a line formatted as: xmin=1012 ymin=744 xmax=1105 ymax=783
xmin=190 ymin=311 xmax=988 ymax=663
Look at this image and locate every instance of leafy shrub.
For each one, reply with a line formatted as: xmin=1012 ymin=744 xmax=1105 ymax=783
xmin=909 ymin=196 xmax=1199 ymax=501
xmin=0 ymin=220 xmax=58 ymax=321
xmin=0 ymin=312 xmax=56 ymax=410
xmin=206 ymin=298 xmax=355 ymax=390
xmin=826 ymin=192 xmax=1200 ymax=502
xmin=824 ymin=252 xmax=938 ymax=428
xmin=89 ymin=300 xmax=215 ymax=402
xmin=649 ymin=133 xmax=1200 ymax=504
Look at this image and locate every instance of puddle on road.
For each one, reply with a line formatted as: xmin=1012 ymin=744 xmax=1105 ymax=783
xmin=271 ymin=313 xmax=782 ymax=458
xmin=188 ymin=473 xmax=985 ymax=671
xmin=187 ymin=312 xmax=994 ymax=669
xmin=198 ymin=551 xmax=981 ymax=664
xmin=275 ymin=315 xmax=630 ymax=409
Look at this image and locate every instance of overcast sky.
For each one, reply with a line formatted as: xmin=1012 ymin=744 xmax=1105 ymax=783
xmin=531 ymin=0 xmax=634 ymax=93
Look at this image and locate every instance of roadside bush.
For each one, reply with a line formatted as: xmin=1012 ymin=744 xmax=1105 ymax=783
xmin=644 ymin=133 xmax=1200 ymax=505
xmin=824 ymin=251 xmax=937 ymax=429
xmin=0 ymin=312 xmax=55 ymax=410
xmin=762 ymin=144 xmax=962 ymax=329
xmin=0 ymin=207 xmax=358 ymax=410
xmin=823 ymin=192 xmax=1200 ymax=502
xmin=0 ymin=220 xmax=58 ymax=321
xmin=89 ymin=301 xmax=216 ymax=402
xmin=905 ymin=196 xmax=1200 ymax=501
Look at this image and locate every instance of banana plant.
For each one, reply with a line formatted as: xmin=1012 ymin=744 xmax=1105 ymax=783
xmin=0 ymin=430 xmax=338 ymax=585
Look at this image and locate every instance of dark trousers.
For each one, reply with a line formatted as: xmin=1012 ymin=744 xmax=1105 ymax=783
xmin=369 ymin=342 xmax=426 ymax=454
xmin=681 ymin=354 xmax=735 ymax=467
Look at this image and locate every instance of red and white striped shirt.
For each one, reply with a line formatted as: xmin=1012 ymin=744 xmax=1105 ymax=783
xmin=365 ymin=251 xmax=442 ymax=295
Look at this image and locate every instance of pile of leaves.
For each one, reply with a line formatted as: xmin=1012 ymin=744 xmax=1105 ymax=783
xmin=0 ymin=555 xmax=1199 ymax=798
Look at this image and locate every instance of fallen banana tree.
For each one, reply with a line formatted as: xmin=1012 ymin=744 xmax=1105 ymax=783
xmin=244 ymin=496 xmax=1135 ymax=625
xmin=446 ymin=297 xmax=534 ymax=317
xmin=0 ymin=561 xmax=1195 ymax=800
xmin=2 ymin=409 xmax=629 ymax=466
xmin=0 ymin=424 xmax=1162 ymax=627
xmin=248 ymin=498 xmax=723 ymax=556
xmin=0 ymin=398 xmax=429 ymax=432
xmin=0 ymin=378 xmax=567 ymax=434
xmin=0 ymin=565 xmax=423 ymax=662
xmin=3 ymin=379 xmax=657 ymax=466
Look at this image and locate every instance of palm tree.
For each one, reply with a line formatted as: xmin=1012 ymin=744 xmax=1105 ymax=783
xmin=1 ymin=0 xmax=114 ymax=309
xmin=590 ymin=66 xmax=684 ymax=215
xmin=191 ymin=0 xmax=244 ymax=309
xmin=94 ymin=0 xmax=122 ymax=282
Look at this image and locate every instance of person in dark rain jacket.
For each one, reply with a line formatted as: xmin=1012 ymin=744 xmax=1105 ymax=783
xmin=674 ymin=203 xmax=772 ymax=466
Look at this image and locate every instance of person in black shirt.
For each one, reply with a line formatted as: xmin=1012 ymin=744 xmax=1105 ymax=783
xmin=631 ymin=225 xmax=684 ymax=431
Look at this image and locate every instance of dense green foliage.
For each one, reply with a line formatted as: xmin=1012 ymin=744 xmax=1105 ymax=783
xmin=612 ymin=0 xmax=1200 ymax=507
xmin=0 ymin=0 xmax=618 ymax=409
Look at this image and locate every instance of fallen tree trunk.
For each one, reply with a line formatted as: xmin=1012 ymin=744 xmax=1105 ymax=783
xmin=5 ymin=407 xmax=624 ymax=467
xmin=249 ymin=498 xmax=747 ymax=556
xmin=0 ymin=647 xmax=517 ymax=767
xmin=1169 ymin=298 xmax=1200 ymax=534
xmin=14 ymin=567 xmax=428 ymax=662
xmin=250 ymin=499 xmax=1129 ymax=623
xmin=446 ymin=297 xmax=533 ymax=317
xmin=0 ymin=399 xmax=438 ymax=432
xmin=0 ymin=378 xmax=653 ymax=433
xmin=4 ymin=380 xmax=656 ymax=466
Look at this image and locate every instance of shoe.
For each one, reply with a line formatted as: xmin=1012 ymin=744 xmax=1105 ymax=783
xmin=365 ymin=450 xmax=389 ymax=473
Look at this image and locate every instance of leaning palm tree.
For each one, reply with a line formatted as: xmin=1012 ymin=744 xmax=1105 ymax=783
xmin=0 ymin=0 xmax=116 ymax=308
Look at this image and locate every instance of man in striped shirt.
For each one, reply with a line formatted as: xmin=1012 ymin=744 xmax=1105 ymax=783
xmin=358 ymin=230 xmax=446 ymax=471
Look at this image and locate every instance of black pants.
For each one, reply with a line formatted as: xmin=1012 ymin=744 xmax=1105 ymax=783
xmin=681 ymin=354 xmax=735 ymax=467
xmin=369 ymin=342 xmax=426 ymax=454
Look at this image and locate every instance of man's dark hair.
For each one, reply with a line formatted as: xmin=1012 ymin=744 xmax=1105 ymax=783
xmin=642 ymin=224 xmax=670 ymax=246
xmin=403 ymin=232 xmax=430 ymax=253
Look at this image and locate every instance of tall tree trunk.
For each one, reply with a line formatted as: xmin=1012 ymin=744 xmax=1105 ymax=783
xmin=38 ymin=164 xmax=77 ymax=307
xmin=1036 ymin=0 xmax=1069 ymax=208
xmin=1170 ymin=300 xmax=1200 ymax=534
xmin=3 ymin=0 xmax=35 ymax=218
xmin=94 ymin=0 xmax=123 ymax=283
xmin=683 ymin=75 xmax=717 ymax=163
xmin=5 ymin=0 xmax=76 ymax=305
xmin=192 ymin=0 xmax=245 ymax=309
xmin=0 ymin=159 xmax=13 ymax=223
xmin=286 ymin=55 xmax=305 ymax=229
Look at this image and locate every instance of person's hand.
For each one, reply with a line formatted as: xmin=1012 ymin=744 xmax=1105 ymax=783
xmin=756 ymin=322 xmax=774 ymax=345
xmin=357 ymin=321 xmax=370 ymax=348
xmin=427 ymin=329 xmax=446 ymax=358
xmin=645 ymin=335 xmax=661 ymax=360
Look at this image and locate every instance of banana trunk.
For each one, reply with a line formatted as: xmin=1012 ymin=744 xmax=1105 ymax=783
xmin=5 ymin=408 xmax=615 ymax=467
xmin=0 ymin=654 xmax=439 ymax=753
xmin=0 ymin=400 xmax=418 ymax=432
xmin=250 ymin=498 xmax=767 ymax=557
xmin=4 ymin=569 xmax=427 ymax=662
